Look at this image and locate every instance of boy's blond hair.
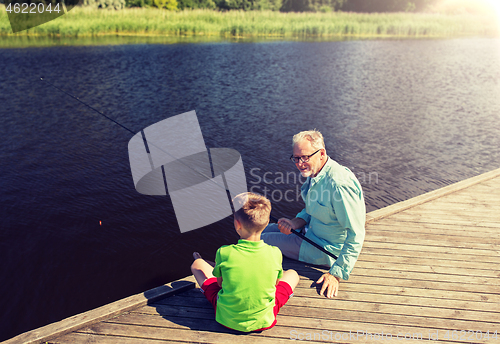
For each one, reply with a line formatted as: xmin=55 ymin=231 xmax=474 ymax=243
xmin=233 ymin=192 xmax=271 ymax=233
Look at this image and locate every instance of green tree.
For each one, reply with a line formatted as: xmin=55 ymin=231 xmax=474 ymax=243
xmin=254 ymin=0 xmax=281 ymax=10
xmin=177 ymin=0 xmax=216 ymax=9
xmin=84 ymin=0 xmax=125 ymax=9
xmin=214 ymin=0 xmax=248 ymax=10
xmin=125 ymin=0 xmax=152 ymax=7
xmin=153 ymin=0 xmax=177 ymax=9
xmin=280 ymin=0 xmax=343 ymax=11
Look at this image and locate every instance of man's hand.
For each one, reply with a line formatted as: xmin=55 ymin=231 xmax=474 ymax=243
xmin=277 ymin=218 xmax=295 ymax=235
xmin=277 ymin=217 xmax=307 ymax=235
xmin=316 ymin=272 xmax=340 ymax=298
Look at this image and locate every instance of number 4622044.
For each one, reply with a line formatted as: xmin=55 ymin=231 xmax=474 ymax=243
xmin=6 ymin=2 xmax=61 ymax=14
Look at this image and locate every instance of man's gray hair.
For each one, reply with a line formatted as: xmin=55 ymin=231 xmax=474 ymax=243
xmin=292 ymin=129 xmax=325 ymax=150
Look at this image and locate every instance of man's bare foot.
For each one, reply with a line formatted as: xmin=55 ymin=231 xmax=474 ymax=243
xmin=193 ymin=252 xmax=202 ymax=260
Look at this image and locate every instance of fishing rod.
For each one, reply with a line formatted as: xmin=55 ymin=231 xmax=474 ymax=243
xmin=40 ymin=77 xmax=136 ymax=135
xmin=39 ymin=76 xmax=229 ymax=196
xmin=270 ymin=215 xmax=338 ymax=260
xmin=42 ymin=77 xmax=338 ymax=259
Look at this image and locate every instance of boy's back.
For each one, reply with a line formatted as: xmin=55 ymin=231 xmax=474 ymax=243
xmin=213 ymin=239 xmax=283 ymax=332
xmin=190 ymin=192 xmax=299 ymax=333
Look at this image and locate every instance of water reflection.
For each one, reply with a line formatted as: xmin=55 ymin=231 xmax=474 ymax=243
xmin=1 ymin=38 xmax=500 ymax=341
xmin=0 ymin=34 xmax=361 ymax=49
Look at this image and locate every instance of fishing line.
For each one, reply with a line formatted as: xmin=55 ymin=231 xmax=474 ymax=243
xmin=39 ymin=77 xmax=238 ymax=223
xmin=42 ymin=76 xmax=332 ymax=255
xmin=40 ymin=77 xmax=136 ymax=136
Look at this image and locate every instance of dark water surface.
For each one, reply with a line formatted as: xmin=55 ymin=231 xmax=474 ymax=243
xmin=1 ymin=38 xmax=500 ymax=340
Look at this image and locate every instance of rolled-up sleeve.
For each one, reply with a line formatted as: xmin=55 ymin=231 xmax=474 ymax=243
xmin=296 ymin=208 xmax=311 ymax=225
xmin=329 ymin=184 xmax=366 ymax=280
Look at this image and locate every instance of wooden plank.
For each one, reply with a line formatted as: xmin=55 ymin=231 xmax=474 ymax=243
xmin=447 ymin=191 xmax=500 ymax=199
xmin=365 ymin=168 xmax=500 ymax=224
xmin=360 ymin=241 xmax=500 ymax=260
xmin=366 ymin=230 xmax=500 ymax=246
xmin=133 ymin=303 xmax=215 ymax=318
xmin=424 ymin=199 xmax=495 ymax=207
xmin=372 ymin=216 xmax=500 ymax=229
xmin=478 ymin=177 xmax=500 ymax=189
xmin=292 ymin=285 xmax=500 ymax=303
xmin=51 ymin=332 xmax=182 ymax=343
xmin=354 ymin=251 xmax=500 ymax=277
xmin=163 ymin=286 xmax=499 ymax=314
xmin=135 ymin=302 xmax=500 ymax=338
xmin=354 ymin=253 xmax=500 ymax=272
xmin=283 ymin=297 xmax=499 ymax=324
xmin=406 ymin=208 xmax=500 ymax=219
xmin=364 ymin=233 xmax=500 ymax=250
xmin=415 ymin=194 xmax=499 ymax=206
xmin=306 ymin=282 xmax=500 ymax=303
xmin=392 ymin=208 xmax=500 ymax=221
xmin=427 ymin=191 xmax=496 ymax=200
xmin=157 ymin=290 xmax=499 ymax=323
xmin=452 ymin=181 xmax=500 ymax=191
xmin=351 ymin=267 xmax=499 ymax=286
xmin=458 ymin=185 xmax=500 ymax=195
xmin=293 ymin=269 xmax=500 ymax=293
xmin=336 ymin=274 xmax=500 ymax=294
xmin=387 ymin=212 xmax=500 ymax=228
xmin=297 ymin=276 xmax=500 ymax=303
xmin=304 ymin=290 xmax=499 ymax=314
xmin=360 ymin=246 xmax=500 ymax=264
xmin=372 ymin=218 xmax=500 ymax=232
xmin=105 ymin=312 xmax=423 ymax=344
xmin=4 ymin=278 xmax=196 ymax=344
xmin=425 ymin=194 xmax=494 ymax=204
xmin=396 ymin=208 xmax=500 ymax=220
xmin=366 ymin=224 xmax=500 ymax=240
xmin=76 ymin=321 xmax=320 ymax=344
xmin=276 ymin=309 xmax=500 ymax=342
xmin=368 ymin=219 xmax=500 ymax=235
xmin=93 ymin=309 xmax=497 ymax=343
xmin=19 ymin=171 xmax=500 ymax=344
xmin=283 ymin=258 xmax=500 ymax=285
xmin=170 ymin=283 xmax=500 ymax=306
xmin=410 ymin=201 xmax=499 ymax=213
xmin=353 ymin=260 xmax=500 ymax=278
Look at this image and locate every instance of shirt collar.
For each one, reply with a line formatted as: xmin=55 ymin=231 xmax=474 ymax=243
xmin=237 ymin=239 xmax=265 ymax=247
xmin=311 ymin=156 xmax=331 ymax=183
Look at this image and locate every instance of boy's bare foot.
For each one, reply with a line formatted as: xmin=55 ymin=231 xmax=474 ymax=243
xmin=193 ymin=252 xmax=202 ymax=260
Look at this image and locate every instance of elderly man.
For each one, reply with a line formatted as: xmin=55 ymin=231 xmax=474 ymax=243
xmin=261 ymin=130 xmax=365 ymax=299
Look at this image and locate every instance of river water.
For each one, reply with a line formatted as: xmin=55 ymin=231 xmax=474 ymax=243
xmin=1 ymin=38 xmax=500 ymax=341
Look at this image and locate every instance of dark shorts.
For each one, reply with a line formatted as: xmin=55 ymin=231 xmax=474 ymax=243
xmin=200 ymin=277 xmax=293 ymax=332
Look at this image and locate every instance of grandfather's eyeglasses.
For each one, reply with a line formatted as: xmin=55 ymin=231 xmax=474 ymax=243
xmin=290 ymin=149 xmax=321 ymax=164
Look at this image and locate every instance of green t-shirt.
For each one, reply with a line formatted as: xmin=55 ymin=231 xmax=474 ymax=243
xmin=212 ymin=239 xmax=283 ymax=332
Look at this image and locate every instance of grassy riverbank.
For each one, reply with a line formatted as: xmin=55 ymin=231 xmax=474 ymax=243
xmin=1 ymin=6 xmax=498 ymax=43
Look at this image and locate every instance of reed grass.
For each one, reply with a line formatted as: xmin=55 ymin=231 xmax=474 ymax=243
xmin=1 ymin=6 xmax=498 ymax=40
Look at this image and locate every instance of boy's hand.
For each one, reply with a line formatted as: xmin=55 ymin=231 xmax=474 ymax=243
xmin=316 ymin=273 xmax=340 ymax=298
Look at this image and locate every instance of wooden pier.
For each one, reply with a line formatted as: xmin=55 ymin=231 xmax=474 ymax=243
xmin=6 ymin=168 xmax=500 ymax=344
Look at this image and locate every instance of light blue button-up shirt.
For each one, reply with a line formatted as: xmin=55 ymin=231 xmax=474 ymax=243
xmin=296 ymin=157 xmax=366 ymax=280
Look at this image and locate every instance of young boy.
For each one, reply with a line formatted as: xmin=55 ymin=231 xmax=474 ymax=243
xmin=191 ymin=192 xmax=299 ymax=332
